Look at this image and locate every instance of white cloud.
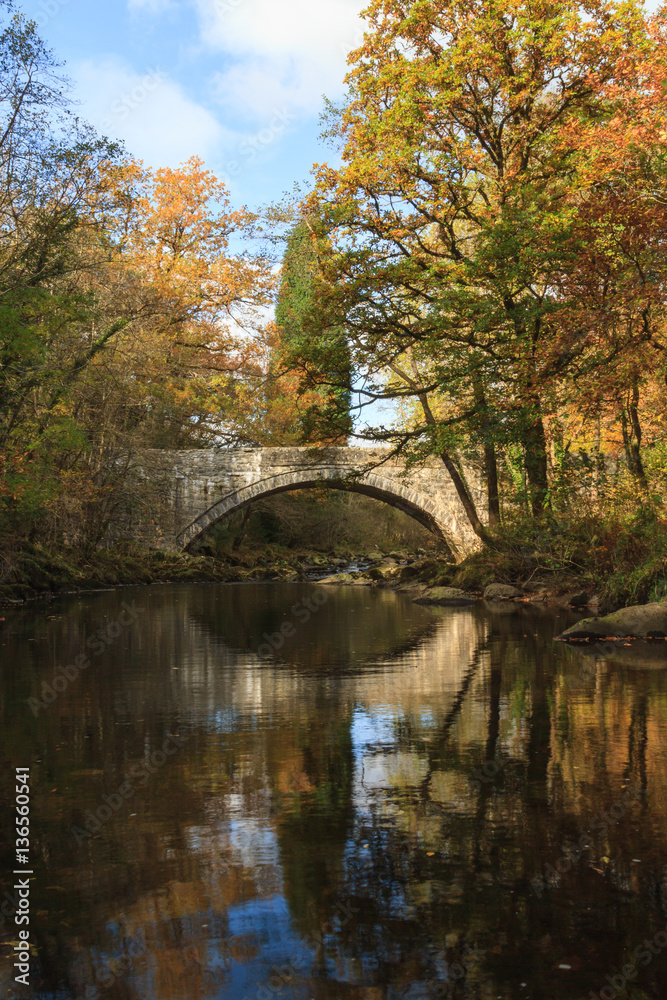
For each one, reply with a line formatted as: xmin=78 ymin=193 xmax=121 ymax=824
xmin=195 ymin=0 xmax=367 ymax=118
xmin=72 ymin=58 xmax=229 ymax=168
xmin=210 ymin=60 xmax=319 ymax=121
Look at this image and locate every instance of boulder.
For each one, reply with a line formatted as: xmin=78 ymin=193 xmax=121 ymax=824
xmin=483 ymin=583 xmax=523 ymax=601
xmin=411 ymin=558 xmax=439 ymax=577
xmin=413 ymin=586 xmax=476 ymax=606
xmin=556 ymin=600 xmax=667 ymax=641
xmin=397 ymin=582 xmax=428 ymax=594
xmin=320 ymin=572 xmax=372 ymax=586
xmin=317 ymin=573 xmax=359 ymax=585
xmin=248 ymin=567 xmax=271 ymax=580
xmin=232 ymin=567 xmax=254 ymax=581
xmin=271 ymin=567 xmax=300 ymax=582
xmin=369 ymin=564 xmax=401 ymax=581
xmin=399 ymin=563 xmax=423 ymax=581
xmin=554 ymin=590 xmax=592 ymax=608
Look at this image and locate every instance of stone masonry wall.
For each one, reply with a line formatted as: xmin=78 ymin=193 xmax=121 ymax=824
xmin=117 ymin=447 xmax=487 ymax=560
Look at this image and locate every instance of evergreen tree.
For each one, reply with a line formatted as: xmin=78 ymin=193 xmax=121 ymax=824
xmin=276 ymin=219 xmax=352 ymax=443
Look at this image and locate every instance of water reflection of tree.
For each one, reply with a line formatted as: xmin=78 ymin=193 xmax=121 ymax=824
xmin=1 ymin=584 xmax=444 ymax=998
xmin=271 ymin=695 xmax=355 ymax=947
xmin=3 ymin=590 xmax=667 ymax=998
xmin=270 ymin=609 xmax=667 ymax=999
xmin=191 ymin=581 xmax=442 ymax=669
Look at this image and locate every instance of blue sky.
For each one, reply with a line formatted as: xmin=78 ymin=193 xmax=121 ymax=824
xmin=18 ymin=0 xmax=395 ymax=434
xmin=23 ymin=0 xmax=368 ymax=210
xmin=22 ymin=0 xmax=659 ymax=437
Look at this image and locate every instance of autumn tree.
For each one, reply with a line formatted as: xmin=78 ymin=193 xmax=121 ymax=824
xmin=0 ymin=6 xmax=124 ymax=447
xmin=299 ymin=0 xmax=663 ymax=537
xmin=0 ymin=3 xmax=130 ymax=541
xmin=93 ymin=156 xmax=275 ymax=444
xmin=23 ymin=156 xmax=280 ymax=546
xmin=275 ymin=218 xmax=353 ymax=443
xmin=539 ymin=21 xmax=667 ymax=493
xmin=0 ymin=3 xmax=280 ymax=548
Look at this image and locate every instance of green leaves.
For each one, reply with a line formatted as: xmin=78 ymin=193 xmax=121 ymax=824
xmin=299 ymin=0 xmax=667 ymax=525
xmin=275 ymin=219 xmax=353 ymax=443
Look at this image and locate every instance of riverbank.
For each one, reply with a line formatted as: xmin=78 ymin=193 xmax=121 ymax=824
xmin=0 ymin=542 xmax=435 ymax=605
xmin=1 ymin=535 xmax=659 ymax=613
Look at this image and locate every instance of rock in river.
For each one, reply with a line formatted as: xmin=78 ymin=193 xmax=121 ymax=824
xmin=556 ymin=599 xmax=667 ymax=641
xmin=369 ymin=563 xmax=401 ymax=581
xmin=483 ymin=583 xmax=523 ymax=601
xmin=318 ymin=572 xmax=369 ymax=586
xmin=413 ymin=587 xmax=476 ymax=606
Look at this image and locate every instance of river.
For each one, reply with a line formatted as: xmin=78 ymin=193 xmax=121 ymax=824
xmin=1 ymin=582 xmax=666 ymax=999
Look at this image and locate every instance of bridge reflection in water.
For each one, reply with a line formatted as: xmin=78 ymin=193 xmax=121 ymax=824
xmin=2 ymin=584 xmax=667 ymax=1000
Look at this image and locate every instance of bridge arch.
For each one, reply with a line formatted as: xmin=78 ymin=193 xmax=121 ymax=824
xmin=177 ymin=467 xmax=461 ymax=555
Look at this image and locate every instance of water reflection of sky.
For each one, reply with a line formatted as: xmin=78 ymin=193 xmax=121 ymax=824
xmin=225 ymin=898 xmax=313 ymax=1000
xmin=2 ymin=584 xmax=667 ymax=999
xmin=350 ymin=706 xmax=398 ymax=754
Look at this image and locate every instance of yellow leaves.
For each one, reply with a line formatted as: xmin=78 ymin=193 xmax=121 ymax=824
xmin=42 ymin=467 xmax=110 ymax=519
xmin=98 ymin=155 xmax=271 ymax=328
xmin=32 ymin=151 xmax=283 ymax=457
xmin=92 ymin=154 xmax=274 ymax=353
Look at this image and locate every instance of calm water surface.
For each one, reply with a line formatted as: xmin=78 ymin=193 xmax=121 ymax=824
xmin=1 ymin=582 xmax=667 ymax=1000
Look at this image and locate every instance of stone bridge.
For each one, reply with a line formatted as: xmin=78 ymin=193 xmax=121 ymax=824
xmin=129 ymin=447 xmax=486 ymax=560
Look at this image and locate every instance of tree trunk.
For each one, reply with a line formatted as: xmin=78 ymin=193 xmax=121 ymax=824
xmin=621 ymin=386 xmax=648 ymax=492
xmin=522 ymin=413 xmax=549 ymax=517
xmin=621 ymin=406 xmax=633 ymax=472
xmin=395 ymin=354 xmax=497 ymax=548
xmin=416 ymin=392 xmax=496 ymax=548
xmin=472 ymin=380 xmax=500 ymax=527
xmin=484 ymin=443 xmax=501 ymax=527
xmin=232 ymin=505 xmax=253 ymax=551
xmin=437 ymin=448 xmax=496 ymax=547
xmin=627 ymin=381 xmax=648 ymax=492
xmin=593 ymin=413 xmax=602 ymax=500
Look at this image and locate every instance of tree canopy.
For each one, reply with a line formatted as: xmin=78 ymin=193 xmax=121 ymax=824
xmin=0 ymin=6 xmax=287 ymax=548
xmin=4 ymin=0 xmax=667 ymax=555
xmin=275 ymin=218 xmax=353 ymax=443
xmin=287 ymin=0 xmax=667 ymax=536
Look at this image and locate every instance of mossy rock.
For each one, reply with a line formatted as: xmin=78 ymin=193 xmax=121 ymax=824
xmin=318 ymin=572 xmax=369 ymax=585
xmin=557 ymin=600 xmax=667 ymax=641
xmin=483 ymin=583 xmax=523 ymax=601
xmin=369 ymin=564 xmax=401 ymax=580
xmin=413 ymin=587 xmax=477 ymax=606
